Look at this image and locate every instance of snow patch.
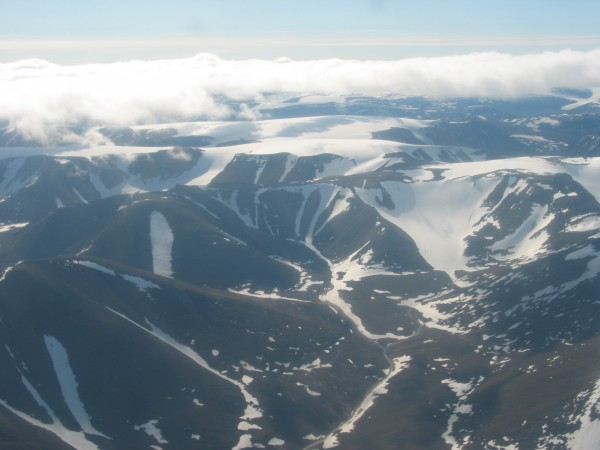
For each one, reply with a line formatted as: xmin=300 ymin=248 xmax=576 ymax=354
xmin=73 ymin=260 xmax=115 ymax=276
xmin=491 ymin=204 xmax=552 ymax=261
xmin=0 ymin=222 xmax=28 ymax=233
xmin=150 ymin=211 xmax=174 ymax=277
xmin=134 ymin=420 xmax=167 ymax=445
xmin=567 ymin=378 xmax=600 ymax=450
xmin=567 ymin=215 xmax=600 ymax=233
xmin=297 ymin=358 xmax=332 ymax=372
xmin=0 ymin=398 xmax=102 ymax=450
xmin=323 ymin=356 xmax=411 ymax=446
xmin=441 ymin=378 xmax=478 ymax=450
xmin=121 ymin=273 xmax=160 ymax=292
xmin=72 ymin=188 xmax=88 ymax=204
xmin=356 ymin=176 xmax=499 ymax=278
xmin=44 ymin=336 xmax=106 ymax=437
xmin=232 ymin=434 xmax=253 ymax=450
xmin=228 ymin=288 xmax=310 ymax=303
xmin=238 ymin=421 xmax=261 ymax=431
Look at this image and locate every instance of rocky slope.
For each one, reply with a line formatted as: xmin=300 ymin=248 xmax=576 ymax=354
xmin=0 ymin=94 xmax=599 ymax=449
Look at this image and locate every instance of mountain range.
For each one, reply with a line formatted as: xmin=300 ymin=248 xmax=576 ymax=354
xmin=0 ymin=91 xmax=599 ymax=449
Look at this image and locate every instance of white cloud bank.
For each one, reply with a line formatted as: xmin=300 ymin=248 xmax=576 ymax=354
xmin=1 ymin=50 xmax=599 ymax=143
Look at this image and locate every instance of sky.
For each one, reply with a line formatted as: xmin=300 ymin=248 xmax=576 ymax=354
xmin=1 ymin=0 xmax=600 ymax=62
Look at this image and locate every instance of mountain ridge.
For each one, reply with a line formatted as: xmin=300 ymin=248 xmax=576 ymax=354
xmin=0 ymin=94 xmax=599 ymax=449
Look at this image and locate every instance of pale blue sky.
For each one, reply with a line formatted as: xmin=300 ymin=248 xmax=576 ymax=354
xmin=1 ymin=0 xmax=599 ymax=62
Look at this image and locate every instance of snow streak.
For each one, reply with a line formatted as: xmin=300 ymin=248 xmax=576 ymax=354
xmin=150 ymin=211 xmax=174 ymax=277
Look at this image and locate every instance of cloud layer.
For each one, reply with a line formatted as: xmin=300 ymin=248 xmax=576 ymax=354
xmin=1 ymin=50 xmax=599 ymax=143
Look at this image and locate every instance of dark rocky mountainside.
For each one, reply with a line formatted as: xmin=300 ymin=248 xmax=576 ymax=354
xmin=0 ymin=95 xmax=599 ymax=449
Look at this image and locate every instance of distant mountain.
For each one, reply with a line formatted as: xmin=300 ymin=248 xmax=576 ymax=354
xmin=0 ymin=94 xmax=599 ymax=449
xmin=2 ymin=93 xmax=600 ymax=158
